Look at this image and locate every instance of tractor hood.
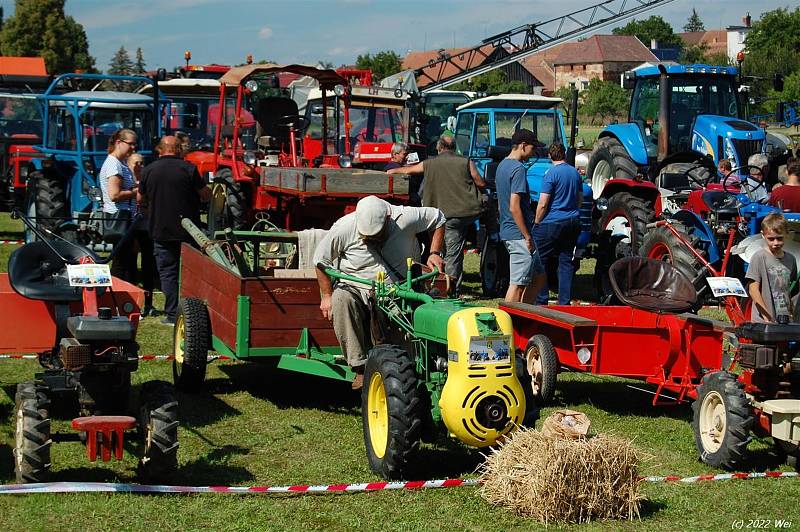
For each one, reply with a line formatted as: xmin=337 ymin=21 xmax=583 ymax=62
xmin=691 ymin=115 xmax=765 ymax=169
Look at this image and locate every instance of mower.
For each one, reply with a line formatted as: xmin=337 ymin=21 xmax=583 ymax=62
xmin=173 ymin=225 xmax=536 ymax=479
xmin=1 ymin=212 xmax=178 ymax=483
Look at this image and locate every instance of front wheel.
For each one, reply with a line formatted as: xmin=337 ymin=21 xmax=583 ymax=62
xmin=173 ymin=298 xmax=211 ymax=392
xmin=523 ymin=335 xmax=558 ymax=405
xmin=692 ymin=371 xmax=753 ymax=470
xmin=137 ymin=380 xmax=179 ymax=481
xmin=362 ymin=345 xmax=422 ymax=480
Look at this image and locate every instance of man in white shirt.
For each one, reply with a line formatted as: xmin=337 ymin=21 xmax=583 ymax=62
xmin=313 ymin=196 xmax=446 ymax=389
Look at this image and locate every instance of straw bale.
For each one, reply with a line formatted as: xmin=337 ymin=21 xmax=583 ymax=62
xmin=478 ymin=428 xmax=643 ymax=524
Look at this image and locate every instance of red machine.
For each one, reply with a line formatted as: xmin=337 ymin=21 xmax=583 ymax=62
xmin=207 ymin=64 xmax=409 ymax=234
xmin=1 ymin=215 xmax=179 ymax=483
xmin=502 ymin=251 xmax=800 ymax=471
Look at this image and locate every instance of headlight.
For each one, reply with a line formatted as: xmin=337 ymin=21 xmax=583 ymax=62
xmin=596 ymin=197 xmax=609 ymax=211
xmin=245 ymin=79 xmax=259 ymax=92
xmin=333 ymin=84 xmax=347 ymax=97
xmin=338 ymin=155 xmax=352 ymax=168
xmin=242 ymin=151 xmax=257 ymax=166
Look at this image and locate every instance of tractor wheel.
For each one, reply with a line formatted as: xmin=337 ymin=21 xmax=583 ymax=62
xmin=640 ymin=223 xmax=709 ymax=304
xmin=14 ymin=381 xmax=52 ymax=483
xmin=595 ymin=191 xmax=655 ymax=299
xmin=523 ymin=334 xmax=558 ymax=406
xmin=480 ymin=230 xmax=509 ymax=298
xmin=362 ymin=345 xmax=423 ymax=480
xmin=515 ymin=353 xmax=540 ymax=427
xmin=692 ymin=371 xmax=754 ymax=470
xmin=173 ymin=297 xmax=210 ymax=392
xmin=586 ymin=137 xmax=638 ymax=200
xmin=137 ymin=380 xmax=179 ymax=481
xmin=206 ymin=182 xmax=227 ymax=237
xmin=215 ymin=168 xmax=249 ymax=231
xmin=32 ymin=171 xmax=67 ymax=234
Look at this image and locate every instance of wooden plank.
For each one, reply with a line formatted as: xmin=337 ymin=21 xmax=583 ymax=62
xmin=181 ymin=244 xmax=242 ymax=300
xmin=249 ymin=303 xmax=331 ymax=329
xmin=244 ymin=278 xmax=322 ymax=305
xmin=209 ymin=312 xmax=237 ymax=351
xmin=501 ymin=302 xmax=598 ymax=327
xmin=251 ymin=328 xmax=339 ymax=348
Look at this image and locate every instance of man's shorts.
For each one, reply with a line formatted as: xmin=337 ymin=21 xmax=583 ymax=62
xmin=504 ymin=238 xmax=545 ymax=286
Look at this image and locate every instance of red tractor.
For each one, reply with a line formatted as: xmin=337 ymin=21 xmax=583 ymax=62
xmin=206 ymin=64 xmax=409 ymax=234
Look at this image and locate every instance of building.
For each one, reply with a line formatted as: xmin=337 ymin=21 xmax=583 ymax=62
xmin=726 ymin=13 xmax=752 ymax=62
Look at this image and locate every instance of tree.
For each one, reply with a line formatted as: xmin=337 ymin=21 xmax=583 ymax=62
xmin=679 ymin=42 xmax=708 ymax=64
xmin=108 ymin=46 xmax=133 ymax=76
xmin=134 ymin=47 xmax=147 ymax=76
xmin=581 ymin=78 xmax=629 ymax=125
xmin=683 ymin=8 xmax=705 ymax=32
xmin=449 ymin=69 xmax=526 ymax=94
xmin=612 ymin=15 xmax=682 ymax=48
xmin=355 ymin=51 xmax=402 ymax=82
xmin=0 ymin=0 xmax=95 ymax=74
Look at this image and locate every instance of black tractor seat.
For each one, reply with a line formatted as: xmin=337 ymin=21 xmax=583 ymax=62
xmin=701 ymin=191 xmax=738 ymax=215
xmin=7 ymin=241 xmax=97 ymax=302
xmin=608 ymin=256 xmax=697 ymax=313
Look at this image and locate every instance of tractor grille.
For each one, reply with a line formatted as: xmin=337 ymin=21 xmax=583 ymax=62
xmin=59 ymin=337 xmax=91 ymax=370
xmin=732 ymin=139 xmax=763 ymax=167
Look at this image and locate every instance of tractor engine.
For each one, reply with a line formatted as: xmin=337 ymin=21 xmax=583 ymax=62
xmin=434 ymin=306 xmax=527 ymax=447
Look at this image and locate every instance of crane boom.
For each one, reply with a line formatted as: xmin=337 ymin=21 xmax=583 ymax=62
xmin=417 ymin=0 xmax=674 ymax=93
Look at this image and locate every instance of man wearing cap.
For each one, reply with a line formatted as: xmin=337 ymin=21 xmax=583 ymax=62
xmin=495 ymin=128 xmax=546 ymax=303
xmin=313 ymin=196 xmax=446 ymax=390
xmin=387 ymin=135 xmax=485 ymax=293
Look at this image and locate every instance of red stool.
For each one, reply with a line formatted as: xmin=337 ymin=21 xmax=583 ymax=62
xmin=71 ymin=416 xmax=138 ymax=462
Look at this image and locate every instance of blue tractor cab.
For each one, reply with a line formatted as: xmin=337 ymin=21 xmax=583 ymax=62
xmin=26 ymin=73 xmax=162 ymax=243
xmin=453 ymin=94 xmax=592 ymax=297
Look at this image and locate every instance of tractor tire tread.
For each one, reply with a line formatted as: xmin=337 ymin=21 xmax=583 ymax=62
xmin=14 ymin=381 xmax=52 ymax=483
xmin=138 ymin=380 xmax=179 ymax=481
xmin=173 ymin=297 xmax=210 ymax=392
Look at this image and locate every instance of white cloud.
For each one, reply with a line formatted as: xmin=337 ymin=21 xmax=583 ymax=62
xmin=259 ymin=27 xmax=273 ymax=40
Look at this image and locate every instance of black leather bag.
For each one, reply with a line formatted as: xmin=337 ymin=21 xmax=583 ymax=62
xmin=102 ymin=209 xmax=132 ymax=244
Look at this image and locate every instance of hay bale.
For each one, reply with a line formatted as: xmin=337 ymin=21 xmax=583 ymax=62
xmin=478 ymin=428 xmax=643 ymax=524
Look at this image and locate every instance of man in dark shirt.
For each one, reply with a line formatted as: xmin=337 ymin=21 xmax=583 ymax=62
xmin=769 ymin=158 xmax=800 ymax=212
xmin=138 ymin=135 xmax=211 ymax=324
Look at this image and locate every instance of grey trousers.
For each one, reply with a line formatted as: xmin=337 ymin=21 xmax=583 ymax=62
xmin=444 ymin=215 xmax=478 ymax=293
xmin=331 ymin=286 xmax=372 ymax=368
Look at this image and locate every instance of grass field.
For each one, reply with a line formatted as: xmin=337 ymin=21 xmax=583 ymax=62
xmin=0 ymin=212 xmax=799 ymax=531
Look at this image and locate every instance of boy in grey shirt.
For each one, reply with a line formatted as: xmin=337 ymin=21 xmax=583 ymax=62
xmin=746 ymin=213 xmax=798 ymax=322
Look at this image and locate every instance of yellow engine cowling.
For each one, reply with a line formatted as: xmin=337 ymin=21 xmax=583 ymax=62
xmin=439 ymin=307 xmax=526 ymax=447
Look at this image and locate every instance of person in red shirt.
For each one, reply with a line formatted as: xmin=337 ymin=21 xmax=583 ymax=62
xmin=769 ymin=158 xmax=800 ymax=212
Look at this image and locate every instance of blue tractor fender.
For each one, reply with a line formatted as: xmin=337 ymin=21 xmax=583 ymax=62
xmin=599 ymin=124 xmax=649 ymax=166
xmin=671 ymin=209 xmax=721 ymax=264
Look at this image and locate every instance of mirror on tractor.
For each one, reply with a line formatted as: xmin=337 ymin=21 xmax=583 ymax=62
xmin=156 ymin=68 xmax=167 ymax=82
xmin=622 ymin=71 xmax=636 ymax=90
xmin=774 ymin=74 xmax=784 ymax=93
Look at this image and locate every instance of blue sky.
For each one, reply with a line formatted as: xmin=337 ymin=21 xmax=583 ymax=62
xmin=0 ymin=0 xmax=793 ymax=71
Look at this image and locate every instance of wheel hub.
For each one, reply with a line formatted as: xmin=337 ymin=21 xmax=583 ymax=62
xmin=527 ymin=346 xmax=542 ymax=395
xmin=591 ymin=160 xmax=612 ymax=200
xmin=367 ymin=373 xmax=388 ymax=459
xmin=14 ymin=406 xmax=23 ymax=469
xmin=174 ymin=316 xmax=185 ymax=365
xmin=699 ymin=391 xmax=727 ymax=453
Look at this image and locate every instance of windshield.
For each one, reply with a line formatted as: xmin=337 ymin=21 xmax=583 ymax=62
xmin=424 ymin=94 xmax=471 ymax=140
xmin=163 ymin=96 xmax=218 ymax=147
xmin=0 ymin=95 xmax=42 ymax=137
xmin=305 ymin=99 xmax=404 ymax=143
xmin=46 ymin=106 xmax=155 ymax=152
xmin=495 ymin=111 xmax=561 ymax=146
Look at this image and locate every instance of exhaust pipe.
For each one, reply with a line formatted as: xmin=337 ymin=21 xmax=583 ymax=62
xmin=657 ymin=64 xmax=670 ymax=163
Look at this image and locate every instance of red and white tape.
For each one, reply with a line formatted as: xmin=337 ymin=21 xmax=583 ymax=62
xmin=0 ymin=471 xmax=796 ymax=496
xmin=0 ymin=240 xmax=23 ymax=246
xmin=0 ymin=354 xmax=229 ymax=362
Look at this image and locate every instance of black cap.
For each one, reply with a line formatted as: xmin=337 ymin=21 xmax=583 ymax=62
xmin=511 ymin=128 xmax=537 ymax=146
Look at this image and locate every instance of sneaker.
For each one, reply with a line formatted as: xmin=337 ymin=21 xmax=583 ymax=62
xmin=160 ymin=317 xmax=176 ymax=326
xmin=351 ymin=373 xmax=364 ymax=390
xmin=141 ymin=305 xmax=154 ymax=318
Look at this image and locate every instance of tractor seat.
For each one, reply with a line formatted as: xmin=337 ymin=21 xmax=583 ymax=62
xmin=7 ymin=241 xmax=96 ymax=302
xmin=608 ymin=256 xmax=697 ymax=313
xmin=702 ymin=191 xmax=738 ymax=215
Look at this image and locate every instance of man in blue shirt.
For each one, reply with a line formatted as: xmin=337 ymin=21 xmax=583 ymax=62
xmin=533 ymin=142 xmax=583 ymax=305
xmin=495 ymin=129 xmax=546 ymax=303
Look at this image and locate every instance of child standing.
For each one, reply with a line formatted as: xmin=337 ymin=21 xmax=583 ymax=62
xmin=746 ymin=213 xmax=798 ymax=323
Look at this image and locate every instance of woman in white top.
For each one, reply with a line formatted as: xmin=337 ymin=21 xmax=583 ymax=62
xmin=99 ymin=128 xmax=139 ymax=281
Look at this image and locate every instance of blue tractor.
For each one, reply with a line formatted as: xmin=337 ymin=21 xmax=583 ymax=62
xmin=453 ymin=94 xmax=592 ymax=298
xmin=25 ymin=73 xmax=162 ymax=243
xmin=587 ymin=63 xmax=789 ymax=294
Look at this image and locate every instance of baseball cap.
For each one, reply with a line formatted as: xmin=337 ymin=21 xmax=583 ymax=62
xmin=511 ymin=128 xmax=537 ymax=146
xmin=356 ymin=196 xmax=390 ymax=237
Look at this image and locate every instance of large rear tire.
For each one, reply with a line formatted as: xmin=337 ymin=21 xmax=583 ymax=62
xmin=32 ymin=171 xmax=67 ymax=234
xmin=14 ymin=381 xmax=52 ymax=483
xmin=138 ymin=380 xmax=179 ymax=481
xmin=362 ymin=345 xmax=422 ymax=480
xmin=173 ymin=298 xmax=210 ymax=392
xmin=640 ymin=223 xmax=709 ymax=302
xmin=586 ymin=137 xmax=638 ymax=200
xmin=480 ymin=230 xmax=509 ymax=298
xmin=692 ymin=371 xmax=753 ymax=470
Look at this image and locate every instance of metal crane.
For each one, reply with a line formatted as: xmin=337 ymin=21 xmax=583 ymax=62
xmin=416 ymin=0 xmax=674 ymax=93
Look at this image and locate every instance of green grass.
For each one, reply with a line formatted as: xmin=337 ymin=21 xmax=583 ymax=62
xmin=1 ymin=212 xmax=799 ymax=531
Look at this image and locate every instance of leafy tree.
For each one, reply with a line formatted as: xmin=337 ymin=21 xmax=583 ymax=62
xmin=679 ymin=42 xmax=708 ymax=64
xmin=581 ymin=78 xmax=629 ymax=125
xmin=742 ymin=8 xmax=800 ymax=78
xmin=355 ymin=51 xmax=402 ymax=82
xmin=683 ymin=8 xmax=705 ymax=32
xmin=613 ymin=15 xmax=682 ymax=49
xmin=134 ymin=47 xmax=146 ymax=76
xmin=0 ymin=0 xmax=95 ymax=73
xmin=449 ymin=69 xmax=526 ymax=94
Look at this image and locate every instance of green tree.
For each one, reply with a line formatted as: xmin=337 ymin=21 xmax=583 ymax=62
xmin=679 ymin=42 xmax=709 ymax=64
xmin=581 ymin=78 xmax=629 ymax=125
xmin=683 ymin=8 xmax=705 ymax=32
xmin=0 ymin=0 xmax=95 ymax=74
xmin=354 ymin=51 xmax=402 ymax=82
xmin=108 ymin=46 xmax=133 ymax=75
xmin=449 ymin=69 xmax=526 ymax=94
xmin=613 ymin=15 xmax=682 ymax=48
xmin=133 ymin=47 xmax=146 ymax=76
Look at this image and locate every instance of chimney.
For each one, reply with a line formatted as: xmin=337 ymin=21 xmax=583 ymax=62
xmin=743 ymin=13 xmax=751 ymax=27
xmin=651 ymin=38 xmax=659 ymax=49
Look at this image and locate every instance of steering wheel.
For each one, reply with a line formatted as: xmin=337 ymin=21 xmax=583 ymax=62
xmin=723 ymin=164 xmax=767 ymax=199
xmin=682 ymin=162 xmax=716 ymax=188
xmin=276 ymin=114 xmax=310 ymax=132
xmin=728 ymin=101 xmax=737 ymax=117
